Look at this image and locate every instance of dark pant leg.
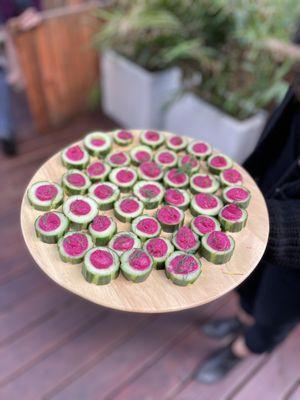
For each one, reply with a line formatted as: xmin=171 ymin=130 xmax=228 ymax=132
xmin=0 ymin=68 xmax=13 ymax=140
xmin=244 ymin=262 xmax=300 ymax=354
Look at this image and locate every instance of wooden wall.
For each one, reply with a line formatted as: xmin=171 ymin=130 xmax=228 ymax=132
xmin=8 ymin=1 xmax=102 ymax=133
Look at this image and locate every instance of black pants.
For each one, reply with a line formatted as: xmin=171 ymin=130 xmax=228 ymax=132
xmin=236 ymin=260 xmax=300 ymax=354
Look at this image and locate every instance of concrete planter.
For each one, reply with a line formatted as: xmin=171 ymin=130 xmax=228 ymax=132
xmin=165 ymin=93 xmax=267 ymax=163
xmin=101 ymin=50 xmax=181 ymax=130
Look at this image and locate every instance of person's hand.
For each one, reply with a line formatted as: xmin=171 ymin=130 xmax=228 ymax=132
xmin=17 ymin=7 xmax=42 ymax=31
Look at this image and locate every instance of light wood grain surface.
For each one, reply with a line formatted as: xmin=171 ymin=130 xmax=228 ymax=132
xmin=20 ymin=130 xmax=269 ymax=313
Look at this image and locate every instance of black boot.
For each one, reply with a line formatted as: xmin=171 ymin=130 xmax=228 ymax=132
xmin=195 ymin=345 xmax=243 ymax=383
xmin=201 ymin=317 xmax=244 ymax=341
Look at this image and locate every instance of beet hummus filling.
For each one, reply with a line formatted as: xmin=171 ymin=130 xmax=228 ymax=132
xmin=221 ymin=204 xmax=243 ymax=220
xmin=66 ymin=145 xmax=84 ymax=161
xmin=113 ymin=235 xmax=134 ymax=252
xmin=38 ymin=212 xmax=61 ymax=231
xmin=120 ymin=199 xmax=139 ymax=213
xmin=169 ymin=254 xmax=198 ymax=274
xmin=193 ymin=175 xmax=212 ymax=188
xmin=165 ymin=189 xmax=184 ymax=205
xmin=136 ymin=218 xmax=159 ymax=234
xmin=170 ymin=136 xmax=183 ymax=146
xmin=157 ymin=206 xmax=181 ymax=224
xmin=91 ymin=138 xmax=105 ymax=147
xmin=116 ymin=170 xmax=134 ymax=183
xmin=210 ymin=155 xmax=227 ymax=167
xmin=181 ymin=155 xmax=198 ymax=168
xmin=87 ymin=162 xmax=105 ymax=176
xmin=167 ymin=169 xmax=187 ymax=184
xmin=139 ymin=184 xmax=160 ymax=199
xmin=194 ymin=215 xmax=216 ymax=234
xmin=146 ymin=238 xmax=168 ymax=258
xmin=158 ymin=152 xmax=175 ymax=164
xmin=227 ymin=188 xmax=249 ymax=201
xmin=129 ymin=249 xmax=151 ymax=270
xmin=66 ymin=173 xmax=86 ymax=187
xmin=91 ymin=216 xmax=111 ymax=232
xmin=63 ymin=233 xmax=88 ymax=256
xmin=36 ymin=184 xmax=58 ymax=201
xmin=110 ymin=152 xmax=127 ymax=165
xmin=90 ymin=250 xmax=113 ymax=269
xmin=118 ymin=130 xmax=133 ymax=140
xmin=195 ymin=193 xmax=218 ymax=209
xmin=140 ymin=162 xmax=161 ymax=178
xmin=94 ymin=184 xmax=113 ymax=199
xmin=70 ymin=200 xmax=91 ymax=216
xmin=207 ymin=231 xmax=231 ymax=251
xmin=192 ymin=142 xmax=208 ymax=154
xmin=223 ymin=168 xmax=242 ymax=183
xmin=175 ymin=227 xmax=197 ymax=250
xmin=135 ymin=151 xmax=151 ymax=163
xmin=145 ymin=131 xmax=159 ymax=141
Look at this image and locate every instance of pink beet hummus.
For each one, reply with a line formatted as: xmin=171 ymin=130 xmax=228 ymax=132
xmin=207 ymin=231 xmax=231 ymax=251
xmin=35 ymin=184 xmax=58 ymax=201
xmin=157 ymin=205 xmax=181 ymax=225
xmin=70 ymin=199 xmax=91 ymax=216
xmin=116 ymin=169 xmax=135 ymax=183
xmin=146 ymin=238 xmax=168 ymax=258
xmin=66 ymin=145 xmax=84 ymax=161
xmin=94 ymin=184 xmax=113 ymax=199
xmin=175 ymin=227 xmax=197 ymax=250
xmin=227 ymin=187 xmax=249 ymax=201
xmin=169 ymin=254 xmax=199 ymax=274
xmin=192 ymin=142 xmax=208 ymax=154
xmin=165 ymin=189 xmax=184 ymax=206
xmin=109 ymin=152 xmax=127 ymax=165
xmin=120 ymin=198 xmax=139 ymax=213
xmin=135 ymin=150 xmax=151 ymax=163
xmin=195 ymin=193 xmax=218 ymax=209
xmin=193 ymin=175 xmax=212 ymax=188
xmin=158 ymin=151 xmax=175 ymax=164
xmin=167 ymin=168 xmax=187 ymax=185
xmin=38 ymin=212 xmax=60 ymax=231
xmin=128 ymin=249 xmax=151 ymax=270
xmin=170 ymin=136 xmax=183 ymax=146
xmin=136 ymin=218 xmax=159 ymax=235
xmin=91 ymin=216 xmax=111 ymax=232
xmin=113 ymin=235 xmax=134 ymax=252
xmin=66 ymin=173 xmax=86 ymax=187
xmin=91 ymin=138 xmax=105 ymax=147
xmin=63 ymin=233 xmax=88 ymax=256
xmin=181 ymin=154 xmax=198 ymax=168
xmin=221 ymin=204 xmax=243 ymax=220
xmin=87 ymin=162 xmax=105 ymax=177
xmin=210 ymin=155 xmax=227 ymax=167
xmin=139 ymin=184 xmax=161 ymax=199
xmin=193 ymin=215 xmax=216 ymax=234
xmin=145 ymin=131 xmax=159 ymax=141
xmin=223 ymin=168 xmax=242 ymax=184
xmin=118 ymin=130 xmax=133 ymax=140
xmin=90 ymin=249 xmax=113 ymax=269
xmin=140 ymin=162 xmax=161 ymax=178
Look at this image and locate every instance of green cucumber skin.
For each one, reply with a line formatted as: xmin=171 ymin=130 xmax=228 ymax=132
xmin=114 ymin=209 xmax=134 ymax=223
xmin=99 ymin=201 xmax=115 ymax=211
xmin=172 ymin=241 xmax=199 ymax=254
xmin=143 ymin=200 xmax=161 ymax=210
xmin=91 ymin=229 xmax=117 ymax=246
xmin=153 ymin=260 xmax=165 ymax=270
xmin=165 ymin=269 xmax=201 ymax=286
xmin=62 ymin=184 xmax=88 ymax=196
xmin=84 ymin=146 xmax=112 ymax=158
xmin=121 ymin=268 xmax=152 ymax=283
xmin=58 ymin=252 xmax=84 ymax=264
xmin=28 ymin=198 xmax=63 ymax=211
xmin=223 ymin=196 xmax=250 ymax=209
xmin=219 ymin=217 xmax=247 ymax=232
xmin=82 ymin=267 xmax=119 ymax=285
xmin=200 ymin=244 xmax=234 ymax=264
xmin=89 ymin=175 xmax=108 ymax=183
xmin=190 ymin=185 xmax=218 ymax=195
xmin=35 ymin=229 xmax=65 ymax=244
xmin=164 ymin=181 xmax=189 ymax=190
xmin=208 ymin=165 xmax=228 ymax=175
xmin=62 ymin=159 xmax=88 ymax=170
xmin=119 ymin=185 xmax=134 ymax=193
xmin=69 ymin=221 xmax=89 ymax=231
xmin=160 ymin=221 xmax=183 ymax=233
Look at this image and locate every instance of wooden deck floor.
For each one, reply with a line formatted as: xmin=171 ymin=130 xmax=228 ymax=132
xmin=1 ymin=107 xmax=300 ymax=400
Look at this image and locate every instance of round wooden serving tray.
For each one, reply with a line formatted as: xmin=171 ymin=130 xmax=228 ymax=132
xmin=21 ymin=131 xmax=269 ymax=313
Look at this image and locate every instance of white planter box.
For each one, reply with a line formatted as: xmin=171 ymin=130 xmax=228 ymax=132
xmin=165 ymin=93 xmax=268 ymax=163
xmin=101 ymin=50 xmax=181 ymax=130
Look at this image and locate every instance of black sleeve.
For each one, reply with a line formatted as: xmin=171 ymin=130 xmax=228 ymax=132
xmin=264 ymin=199 xmax=300 ymax=269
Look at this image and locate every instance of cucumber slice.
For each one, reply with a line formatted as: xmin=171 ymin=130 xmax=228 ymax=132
xmin=163 ymin=168 xmax=189 ymax=189
xmin=113 ymin=129 xmax=134 ymax=146
xmin=207 ymin=153 xmax=233 ymax=175
xmin=201 ymin=231 xmax=235 ymax=264
xmin=83 ymin=131 xmax=112 ymax=157
xmin=138 ymin=162 xmax=163 ymax=181
xmin=62 ymin=170 xmax=91 ymax=195
xmin=154 ymin=149 xmax=178 ymax=169
xmin=133 ymin=180 xmax=164 ymax=209
xmin=109 ymin=167 xmax=138 ymax=192
xmin=63 ymin=195 xmax=98 ymax=230
xmin=165 ymin=252 xmax=202 ymax=286
xmin=108 ymin=232 xmax=142 ymax=256
xmin=58 ymin=231 xmax=93 ymax=264
xmin=130 ymin=145 xmax=153 ymax=166
xmin=143 ymin=237 xmax=174 ymax=269
xmin=190 ymin=173 xmax=220 ymax=194
xmin=120 ymin=249 xmax=153 ymax=283
xmin=164 ymin=188 xmax=190 ymax=210
xmin=178 ymin=154 xmax=200 ymax=175
xmin=190 ymin=193 xmax=223 ymax=217
xmin=82 ymin=247 xmax=120 ymax=285
xmin=114 ymin=196 xmax=144 ymax=223
xmin=131 ymin=215 xmax=161 ymax=241
xmin=220 ymin=168 xmax=243 ymax=187
xmin=190 ymin=215 xmax=221 ymax=237
xmin=172 ymin=226 xmax=200 ymax=253
xmin=140 ymin=130 xmax=165 ymax=149
xmin=218 ymin=204 xmax=248 ymax=232
xmin=106 ymin=151 xmax=130 ymax=168
xmin=35 ymin=211 xmax=69 ymax=244
xmin=61 ymin=144 xmax=89 ymax=169
xmin=222 ymin=185 xmax=251 ymax=209
xmin=27 ymin=181 xmax=63 ymax=211
xmin=166 ymin=135 xmax=188 ymax=152
xmin=187 ymin=140 xmax=212 ymax=160
xmin=156 ymin=205 xmax=184 ymax=233
xmin=88 ymin=215 xmax=117 ymax=245
xmin=88 ymin=182 xmax=120 ymax=210
xmin=86 ymin=161 xmax=111 ymax=182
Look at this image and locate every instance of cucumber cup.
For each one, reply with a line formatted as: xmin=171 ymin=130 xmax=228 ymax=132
xmin=82 ymin=247 xmax=120 ymax=285
xmin=106 ymin=150 xmax=130 ymax=168
xmin=140 ymin=130 xmax=165 ymax=149
xmin=88 ymin=182 xmax=120 ymax=210
xmin=109 ymin=167 xmax=138 ymax=192
xmin=138 ymin=161 xmax=163 ymax=181
xmin=83 ymin=131 xmax=112 ymax=157
xmin=27 ymin=181 xmax=63 ymax=211
xmin=35 ymin=211 xmax=69 ymax=244
xmin=154 ymin=149 xmax=178 ymax=169
xmin=86 ymin=161 xmax=111 ymax=182
xmin=218 ymin=204 xmax=248 ymax=232
xmin=207 ymin=154 xmax=233 ymax=175
xmin=130 ymin=145 xmax=153 ymax=166
xmin=172 ymin=226 xmax=200 ymax=253
xmin=58 ymin=231 xmax=93 ymax=264
xmin=164 ymin=188 xmax=190 ymax=210
xmin=114 ymin=196 xmax=144 ymax=223
xmin=163 ymin=168 xmax=189 ymax=189
xmin=88 ymin=215 xmax=117 ymax=245
xmin=120 ymin=249 xmax=154 ymax=283
xmin=190 ymin=173 xmax=220 ymax=194
xmin=133 ymin=180 xmax=164 ymax=209
xmin=201 ymin=231 xmax=235 ymax=264
xmin=143 ymin=237 xmax=174 ymax=269
xmin=222 ymin=185 xmax=251 ymax=209
xmin=113 ymin=129 xmax=134 ymax=146
xmin=156 ymin=205 xmax=184 ymax=233
xmin=190 ymin=193 xmax=223 ymax=217
xmin=178 ymin=154 xmax=200 ymax=175
xmin=131 ymin=215 xmax=161 ymax=241
xmin=62 ymin=170 xmax=91 ymax=195
xmin=165 ymin=252 xmax=202 ymax=286
xmin=187 ymin=140 xmax=212 ymax=160
xmin=220 ymin=168 xmax=243 ymax=187
xmin=61 ymin=144 xmax=89 ymax=169
xmin=190 ymin=215 xmax=221 ymax=237
xmin=63 ymin=195 xmax=98 ymax=230
xmin=166 ymin=135 xmax=188 ymax=152
xmin=108 ymin=232 xmax=141 ymax=256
